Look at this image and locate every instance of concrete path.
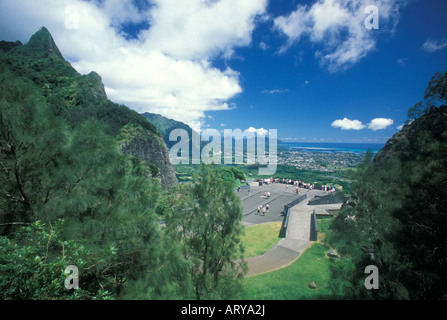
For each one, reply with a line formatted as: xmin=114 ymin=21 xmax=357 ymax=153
xmin=241 ymin=186 xmax=342 ymax=277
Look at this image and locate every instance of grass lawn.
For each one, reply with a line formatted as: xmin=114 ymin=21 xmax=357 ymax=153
xmin=241 ymin=222 xmax=282 ymax=257
xmin=238 ymin=216 xmax=350 ymax=300
xmin=239 ymin=242 xmax=338 ymax=299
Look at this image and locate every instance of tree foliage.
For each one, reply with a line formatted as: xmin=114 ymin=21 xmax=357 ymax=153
xmin=0 ymin=41 xmax=181 ymax=299
xmin=165 ymin=164 xmax=247 ymax=300
xmin=329 ymin=71 xmax=447 ymax=299
xmin=0 ymin=220 xmax=114 ymax=300
xmin=408 ymin=71 xmax=447 ymax=120
xmin=1 ymin=29 xmax=248 ymax=300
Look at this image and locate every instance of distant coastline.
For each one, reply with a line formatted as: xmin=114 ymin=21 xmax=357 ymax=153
xmin=278 ymin=142 xmax=385 ymax=155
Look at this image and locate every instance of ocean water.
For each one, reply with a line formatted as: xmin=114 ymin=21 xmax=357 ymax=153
xmin=279 ymin=142 xmax=385 ymax=154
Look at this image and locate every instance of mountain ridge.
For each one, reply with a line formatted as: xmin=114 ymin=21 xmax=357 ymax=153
xmin=0 ymin=27 xmax=178 ymax=188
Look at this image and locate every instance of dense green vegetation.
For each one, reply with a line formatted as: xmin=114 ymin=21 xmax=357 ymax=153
xmin=325 ymin=71 xmax=447 ymax=299
xmin=0 ymin=63 xmax=172 ymax=299
xmin=0 ymin=28 xmax=246 ymax=300
xmin=0 ymin=27 xmax=159 ymax=138
xmin=163 ymin=164 xmax=247 ymax=300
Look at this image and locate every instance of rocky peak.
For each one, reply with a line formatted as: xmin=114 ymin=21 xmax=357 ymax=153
xmin=26 ymin=27 xmax=65 ymax=60
xmin=120 ymin=129 xmax=179 ymax=189
xmin=2 ymin=27 xmax=178 ymax=189
xmin=85 ymin=71 xmax=108 ymax=99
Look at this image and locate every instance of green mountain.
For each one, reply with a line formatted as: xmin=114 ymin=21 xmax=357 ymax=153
xmin=0 ymin=27 xmax=177 ymax=188
xmin=0 ymin=27 xmax=186 ymax=299
xmin=141 ymin=112 xmax=194 ymax=149
xmin=0 ymin=27 xmax=246 ymax=300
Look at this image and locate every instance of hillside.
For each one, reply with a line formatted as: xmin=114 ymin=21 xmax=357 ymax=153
xmin=328 ymin=71 xmax=447 ymax=299
xmin=0 ymin=27 xmax=177 ymax=188
xmin=141 ymin=112 xmax=194 ymax=150
xmin=0 ymin=27 xmax=246 ymax=300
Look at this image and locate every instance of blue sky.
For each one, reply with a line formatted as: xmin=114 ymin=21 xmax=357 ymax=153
xmin=0 ymin=0 xmax=446 ymax=143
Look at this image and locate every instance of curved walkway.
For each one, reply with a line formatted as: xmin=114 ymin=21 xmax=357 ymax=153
xmin=240 ymin=185 xmax=342 ymax=277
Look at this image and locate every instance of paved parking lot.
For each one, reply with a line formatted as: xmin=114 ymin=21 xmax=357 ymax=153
xmin=237 ymin=182 xmax=312 ymax=227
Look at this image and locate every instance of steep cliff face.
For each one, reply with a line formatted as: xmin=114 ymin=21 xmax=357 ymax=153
xmin=120 ymin=130 xmax=178 ymax=189
xmin=85 ymin=71 xmax=108 ymax=100
xmin=1 ymin=27 xmax=178 ymax=189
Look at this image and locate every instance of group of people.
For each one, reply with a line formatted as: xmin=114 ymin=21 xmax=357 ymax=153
xmin=257 ymin=177 xmax=339 ymax=194
xmin=275 ymin=178 xmax=315 ymax=192
xmin=256 ymin=203 xmax=269 ymax=216
xmin=258 ymin=177 xmax=314 ymax=189
xmin=321 ymin=185 xmax=337 ymax=193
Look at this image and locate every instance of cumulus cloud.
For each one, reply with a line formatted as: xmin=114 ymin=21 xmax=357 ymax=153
xmin=331 ymin=118 xmax=366 ymax=130
xmin=422 ymin=38 xmax=447 ymax=53
xmin=141 ymin=0 xmax=267 ymax=60
xmin=274 ymin=0 xmax=403 ymax=72
xmin=0 ymin=0 xmax=267 ymax=126
xmin=332 ymin=117 xmax=394 ymax=131
xmin=368 ymin=118 xmax=394 ymax=131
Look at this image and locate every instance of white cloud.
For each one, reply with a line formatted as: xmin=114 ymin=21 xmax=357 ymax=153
xmin=247 ymin=127 xmax=269 ymax=135
xmin=274 ymin=0 xmax=403 ymax=72
xmin=274 ymin=4 xmax=309 ymax=47
xmin=259 ymin=41 xmax=268 ymax=51
xmin=261 ymin=89 xmax=288 ymax=95
xmin=331 ymin=118 xmax=366 ymax=130
xmin=0 ymin=0 xmax=267 ymax=126
xmin=397 ymin=58 xmax=407 ymax=65
xmin=422 ymin=38 xmax=447 ymax=53
xmin=332 ymin=117 xmax=394 ymax=131
xmin=140 ymin=0 xmax=267 ymax=61
xmin=368 ymin=118 xmax=394 ymax=131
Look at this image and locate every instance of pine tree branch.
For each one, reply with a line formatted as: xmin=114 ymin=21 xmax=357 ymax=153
xmin=0 ymin=222 xmax=32 ymax=226
xmin=8 ymin=145 xmax=34 ymax=215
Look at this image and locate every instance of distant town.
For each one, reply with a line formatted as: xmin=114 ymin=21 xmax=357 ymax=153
xmin=277 ymin=149 xmax=364 ymax=172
